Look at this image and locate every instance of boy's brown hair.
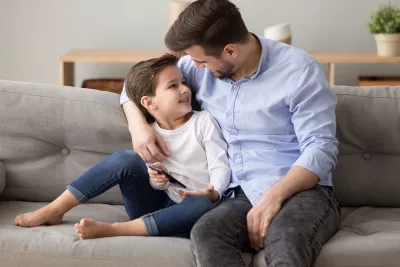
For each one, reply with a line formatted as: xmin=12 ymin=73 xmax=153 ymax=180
xmin=125 ymin=53 xmax=179 ymax=123
xmin=165 ymin=0 xmax=249 ymax=57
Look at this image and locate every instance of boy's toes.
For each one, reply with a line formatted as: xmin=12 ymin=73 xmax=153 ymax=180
xmin=80 ymin=218 xmax=91 ymax=227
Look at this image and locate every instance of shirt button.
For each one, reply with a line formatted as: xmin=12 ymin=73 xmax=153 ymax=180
xmin=233 ymin=85 xmax=238 ymax=89
xmin=227 ymin=112 xmax=232 ymax=116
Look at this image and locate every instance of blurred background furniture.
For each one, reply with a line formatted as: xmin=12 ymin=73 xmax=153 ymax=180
xmin=167 ymin=0 xmax=191 ymax=31
xmin=264 ymin=23 xmax=292 ymax=45
xmin=60 ymin=50 xmax=165 ymax=91
xmin=61 ymin=50 xmax=400 ymax=89
xmin=357 ymin=76 xmax=400 ymax=86
xmin=310 ymin=51 xmax=400 ymax=86
xmin=62 ymin=0 xmax=191 ymax=93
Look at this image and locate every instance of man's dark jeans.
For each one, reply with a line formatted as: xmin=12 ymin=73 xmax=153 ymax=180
xmin=191 ymin=185 xmax=341 ymax=267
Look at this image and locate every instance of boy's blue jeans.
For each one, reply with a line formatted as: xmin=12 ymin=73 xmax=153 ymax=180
xmin=66 ymin=150 xmax=214 ymax=238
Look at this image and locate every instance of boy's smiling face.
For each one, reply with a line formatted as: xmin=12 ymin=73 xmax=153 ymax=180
xmin=141 ymin=65 xmax=192 ymax=122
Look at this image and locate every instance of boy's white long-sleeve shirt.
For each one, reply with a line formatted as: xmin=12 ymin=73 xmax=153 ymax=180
xmin=148 ymin=111 xmax=231 ymax=203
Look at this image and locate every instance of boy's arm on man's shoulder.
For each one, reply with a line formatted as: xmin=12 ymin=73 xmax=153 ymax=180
xmin=120 ymin=85 xmax=130 ymax=106
xmin=200 ymin=112 xmax=231 ymax=200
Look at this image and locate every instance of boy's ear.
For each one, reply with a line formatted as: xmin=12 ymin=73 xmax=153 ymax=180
xmin=141 ymin=96 xmax=157 ymax=110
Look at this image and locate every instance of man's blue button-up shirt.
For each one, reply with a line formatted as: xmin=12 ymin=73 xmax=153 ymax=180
xmin=120 ymin=36 xmax=338 ymax=205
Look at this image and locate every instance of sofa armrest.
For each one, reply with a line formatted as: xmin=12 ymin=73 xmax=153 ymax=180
xmin=0 ymin=162 xmax=5 ymax=195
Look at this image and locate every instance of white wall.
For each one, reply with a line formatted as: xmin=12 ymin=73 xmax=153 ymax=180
xmin=1 ymin=0 xmax=399 ymax=87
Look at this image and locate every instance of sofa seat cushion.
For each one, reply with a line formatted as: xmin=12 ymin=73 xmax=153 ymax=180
xmin=0 ymin=201 xmax=253 ymax=267
xmin=0 ymin=201 xmax=196 ymax=267
xmin=315 ymin=206 xmax=400 ymax=267
xmin=251 ymin=207 xmax=400 ymax=267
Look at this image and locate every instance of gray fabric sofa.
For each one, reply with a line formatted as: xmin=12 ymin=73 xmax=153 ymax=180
xmin=0 ymin=79 xmax=399 ymax=267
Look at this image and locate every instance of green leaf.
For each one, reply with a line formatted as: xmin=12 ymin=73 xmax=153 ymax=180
xmin=367 ymin=3 xmax=400 ymax=33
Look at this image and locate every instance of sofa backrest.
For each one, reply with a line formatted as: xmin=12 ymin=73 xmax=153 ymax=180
xmin=0 ymin=80 xmax=131 ymax=204
xmin=332 ymin=86 xmax=400 ymax=207
xmin=1 ymin=80 xmax=399 ymax=207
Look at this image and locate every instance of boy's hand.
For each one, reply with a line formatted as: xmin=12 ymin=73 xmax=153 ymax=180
xmin=178 ymin=185 xmax=220 ymax=203
xmin=148 ymin=162 xmax=169 ymax=186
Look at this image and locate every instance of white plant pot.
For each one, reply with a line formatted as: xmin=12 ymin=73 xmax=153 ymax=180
xmin=374 ymin=34 xmax=400 ymax=57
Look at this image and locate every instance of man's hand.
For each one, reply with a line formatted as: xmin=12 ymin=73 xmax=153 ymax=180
xmin=246 ymin=166 xmax=319 ymax=250
xmin=247 ymin=194 xmax=283 ymax=250
xmin=178 ymin=185 xmax=220 ymax=203
xmin=131 ymin=122 xmax=170 ymax=163
xmin=148 ymin=162 xmax=169 ymax=186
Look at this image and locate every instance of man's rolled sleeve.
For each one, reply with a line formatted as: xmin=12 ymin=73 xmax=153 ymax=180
xmin=289 ymin=62 xmax=339 ymax=179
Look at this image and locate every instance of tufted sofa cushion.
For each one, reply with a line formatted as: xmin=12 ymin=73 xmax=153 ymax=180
xmin=0 ymin=80 xmax=131 ymax=204
xmin=332 ymin=86 xmax=400 ymax=207
xmin=315 ymin=206 xmax=400 ymax=267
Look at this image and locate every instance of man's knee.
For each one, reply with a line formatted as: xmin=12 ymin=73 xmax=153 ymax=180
xmin=190 ymin=208 xmax=223 ymax=244
xmin=191 ymin=212 xmax=212 ymax=244
xmin=265 ymin=225 xmax=311 ymax=251
xmin=264 ymin=228 xmax=312 ymax=267
xmin=191 ymin=199 xmax=249 ymax=245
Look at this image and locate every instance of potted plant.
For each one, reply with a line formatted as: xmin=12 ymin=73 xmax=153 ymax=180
xmin=367 ymin=3 xmax=400 ymax=57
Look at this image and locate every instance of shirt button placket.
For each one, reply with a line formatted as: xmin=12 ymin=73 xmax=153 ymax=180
xmin=227 ymin=84 xmax=239 ymax=129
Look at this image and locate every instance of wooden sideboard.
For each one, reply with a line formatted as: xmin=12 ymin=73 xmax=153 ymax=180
xmin=60 ymin=49 xmax=400 ymax=87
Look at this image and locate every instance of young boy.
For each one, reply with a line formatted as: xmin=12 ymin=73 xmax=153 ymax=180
xmin=14 ymin=54 xmax=231 ymax=240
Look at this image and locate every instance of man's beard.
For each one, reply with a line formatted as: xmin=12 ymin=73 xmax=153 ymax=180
xmin=213 ymin=63 xmax=235 ymax=79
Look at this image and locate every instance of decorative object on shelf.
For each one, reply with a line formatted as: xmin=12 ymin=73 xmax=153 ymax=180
xmin=264 ymin=23 xmax=292 ymax=45
xmin=367 ymin=3 xmax=400 ymax=57
xmin=82 ymin=78 xmax=124 ymax=94
xmin=358 ymin=76 xmax=400 ymax=86
xmin=167 ymin=0 xmax=191 ymax=32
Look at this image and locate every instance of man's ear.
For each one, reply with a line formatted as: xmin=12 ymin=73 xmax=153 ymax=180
xmin=223 ymin=44 xmax=238 ymax=59
xmin=141 ymin=96 xmax=157 ymax=110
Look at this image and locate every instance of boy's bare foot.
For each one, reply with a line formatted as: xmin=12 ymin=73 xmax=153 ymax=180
xmin=75 ymin=218 xmax=114 ymax=239
xmin=14 ymin=206 xmax=63 ymax=227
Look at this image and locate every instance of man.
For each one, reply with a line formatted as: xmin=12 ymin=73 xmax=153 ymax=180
xmin=120 ymin=0 xmax=340 ymax=266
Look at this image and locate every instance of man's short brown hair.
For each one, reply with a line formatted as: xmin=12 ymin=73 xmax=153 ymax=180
xmin=125 ymin=53 xmax=179 ymax=123
xmin=165 ymin=0 xmax=249 ymax=57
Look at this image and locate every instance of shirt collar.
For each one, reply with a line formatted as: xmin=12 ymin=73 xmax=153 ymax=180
xmin=250 ymin=33 xmax=268 ymax=80
xmin=221 ymin=33 xmax=268 ymax=83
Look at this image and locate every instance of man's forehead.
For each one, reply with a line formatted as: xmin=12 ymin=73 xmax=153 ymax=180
xmin=186 ymin=45 xmax=206 ymax=58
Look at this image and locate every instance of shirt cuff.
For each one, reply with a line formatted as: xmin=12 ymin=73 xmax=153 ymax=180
xmin=210 ymin=168 xmax=231 ymax=202
xmin=292 ymin=147 xmax=335 ymax=179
